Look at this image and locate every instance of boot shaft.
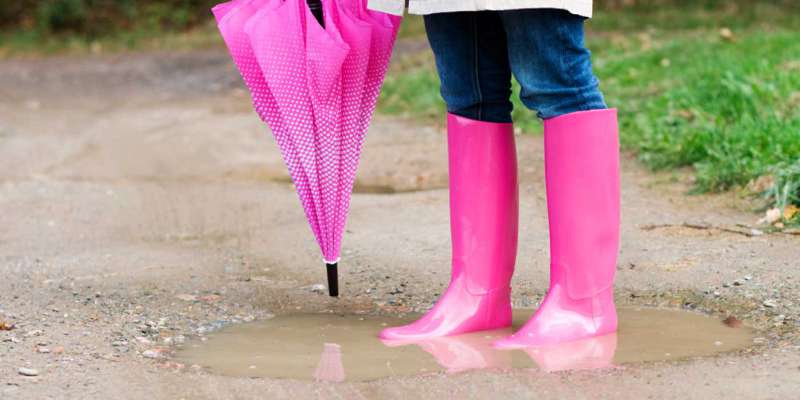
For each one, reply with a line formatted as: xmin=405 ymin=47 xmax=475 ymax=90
xmin=447 ymin=113 xmax=519 ymax=295
xmin=543 ymin=108 xmax=620 ymax=300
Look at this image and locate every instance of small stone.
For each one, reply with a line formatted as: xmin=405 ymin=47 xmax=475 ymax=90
xmin=722 ymin=282 xmax=731 ymax=288
xmin=135 ymin=336 xmax=152 ymax=345
xmin=52 ymin=346 xmax=64 ymax=354
xmin=142 ymin=348 xmax=167 ymax=359
xmin=744 ymin=275 xmax=753 ymax=281
xmin=18 ymin=368 xmax=39 ymax=376
xmin=733 ymin=279 xmax=745 ymax=286
xmin=763 ymin=299 xmax=778 ymax=308
xmin=175 ymin=294 xmax=197 ymax=302
xmin=36 ymin=347 xmax=50 ymax=354
xmin=310 ymin=284 xmax=326 ymax=294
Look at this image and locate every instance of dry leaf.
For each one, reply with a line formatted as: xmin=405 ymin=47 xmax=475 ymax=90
xmin=783 ymin=205 xmax=799 ymax=221
xmin=756 ymin=208 xmax=782 ymax=225
xmin=719 ymin=27 xmax=734 ymax=41
xmin=199 ymin=294 xmax=221 ymax=302
xmin=723 ymin=316 xmax=743 ymax=328
xmin=747 ymin=175 xmax=774 ymax=193
xmin=0 ymin=320 xmax=15 ymax=331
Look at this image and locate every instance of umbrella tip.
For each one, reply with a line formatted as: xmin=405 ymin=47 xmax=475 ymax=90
xmin=326 ymin=263 xmax=338 ymax=297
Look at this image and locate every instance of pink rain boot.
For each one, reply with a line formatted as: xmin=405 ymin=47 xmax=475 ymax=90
xmin=493 ymin=109 xmax=620 ymax=349
xmin=379 ymin=113 xmax=519 ymax=340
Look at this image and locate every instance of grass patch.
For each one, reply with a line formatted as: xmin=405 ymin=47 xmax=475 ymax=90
xmin=598 ymin=31 xmax=800 ymax=195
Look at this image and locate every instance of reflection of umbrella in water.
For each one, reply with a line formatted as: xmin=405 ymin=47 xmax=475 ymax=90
xmin=314 ymin=343 xmax=346 ymax=382
xmin=213 ymin=0 xmax=401 ymax=296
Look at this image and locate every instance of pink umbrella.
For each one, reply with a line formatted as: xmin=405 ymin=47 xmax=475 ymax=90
xmin=213 ymin=0 xmax=401 ymax=296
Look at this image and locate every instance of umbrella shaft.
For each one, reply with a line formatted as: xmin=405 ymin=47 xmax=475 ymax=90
xmin=326 ymin=263 xmax=338 ymax=297
xmin=307 ymin=0 xmax=325 ymax=27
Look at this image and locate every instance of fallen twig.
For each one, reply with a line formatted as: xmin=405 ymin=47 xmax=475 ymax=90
xmin=639 ymin=222 xmax=764 ymax=237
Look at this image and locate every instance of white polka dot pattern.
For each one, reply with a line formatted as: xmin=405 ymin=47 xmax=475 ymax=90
xmin=214 ymin=0 xmax=401 ymax=264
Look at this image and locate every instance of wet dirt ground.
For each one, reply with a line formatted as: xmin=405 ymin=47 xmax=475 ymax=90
xmin=1 ymin=50 xmax=799 ymax=399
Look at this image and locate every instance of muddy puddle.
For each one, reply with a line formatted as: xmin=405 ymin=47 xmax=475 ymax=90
xmin=175 ymin=307 xmax=755 ymax=382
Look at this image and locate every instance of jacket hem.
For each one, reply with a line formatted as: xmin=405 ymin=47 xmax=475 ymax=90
xmin=408 ymin=0 xmax=592 ymax=17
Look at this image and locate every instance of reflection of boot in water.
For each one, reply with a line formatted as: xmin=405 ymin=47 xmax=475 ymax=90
xmin=381 ymin=330 xmax=512 ymax=374
xmin=524 ymin=332 xmax=618 ymax=373
xmin=313 ymin=343 xmax=345 ymax=382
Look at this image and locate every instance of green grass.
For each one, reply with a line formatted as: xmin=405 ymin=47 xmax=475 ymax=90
xmin=379 ymin=11 xmax=800 ymax=213
xmin=598 ymin=31 xmax=800 ymax=194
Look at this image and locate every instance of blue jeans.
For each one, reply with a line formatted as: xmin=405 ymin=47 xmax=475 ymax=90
xmin=423 ymin=8 xmax=606 ymax=122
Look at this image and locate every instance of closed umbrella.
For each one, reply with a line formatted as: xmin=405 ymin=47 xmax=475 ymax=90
xmin=213 ymin=0 xmax=401 ymax=296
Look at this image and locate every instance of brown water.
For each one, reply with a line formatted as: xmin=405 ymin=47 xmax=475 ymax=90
xmin=175 ymin=308 xmax=755 ymax=381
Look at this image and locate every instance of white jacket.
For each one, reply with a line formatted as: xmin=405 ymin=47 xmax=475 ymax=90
xmin=367 ymin=0 xmax=593 ymax=17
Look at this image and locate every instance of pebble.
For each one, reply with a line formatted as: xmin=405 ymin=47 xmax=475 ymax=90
xmin=310 ymin=284 xmax=326 ymax=294
xmin=763 ymin=299 xmax=778 ymax=308
xmin=135 ymin=336 xmax=152 ymax=345
xmin=175 ymin=294 xmax=197 ymax=302
xmin=142 ymin=348 xmax=167 ymax=359
xmin=18 ymin=367 xmax=39 ymax=376
xmin=36 ymin=347 xmax=50 ymax=354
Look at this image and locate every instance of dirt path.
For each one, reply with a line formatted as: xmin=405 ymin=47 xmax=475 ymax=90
xmin=1 ymin=51 xmax=798 ymax=399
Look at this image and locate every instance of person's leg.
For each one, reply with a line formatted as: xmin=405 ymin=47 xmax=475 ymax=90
xmin=423 ymin=11 xmax=514 ymax=123
xmin=500 ymin=8 xmax=606 ymax=119
xmin=380 ymin=11 xmax=519 ymax=340
xmin=493 ymin=9 xmax=620 ymax=348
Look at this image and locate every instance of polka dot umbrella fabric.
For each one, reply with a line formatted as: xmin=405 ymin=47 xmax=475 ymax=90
xmin=213 ymin=0 xmax=401 ymax=286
